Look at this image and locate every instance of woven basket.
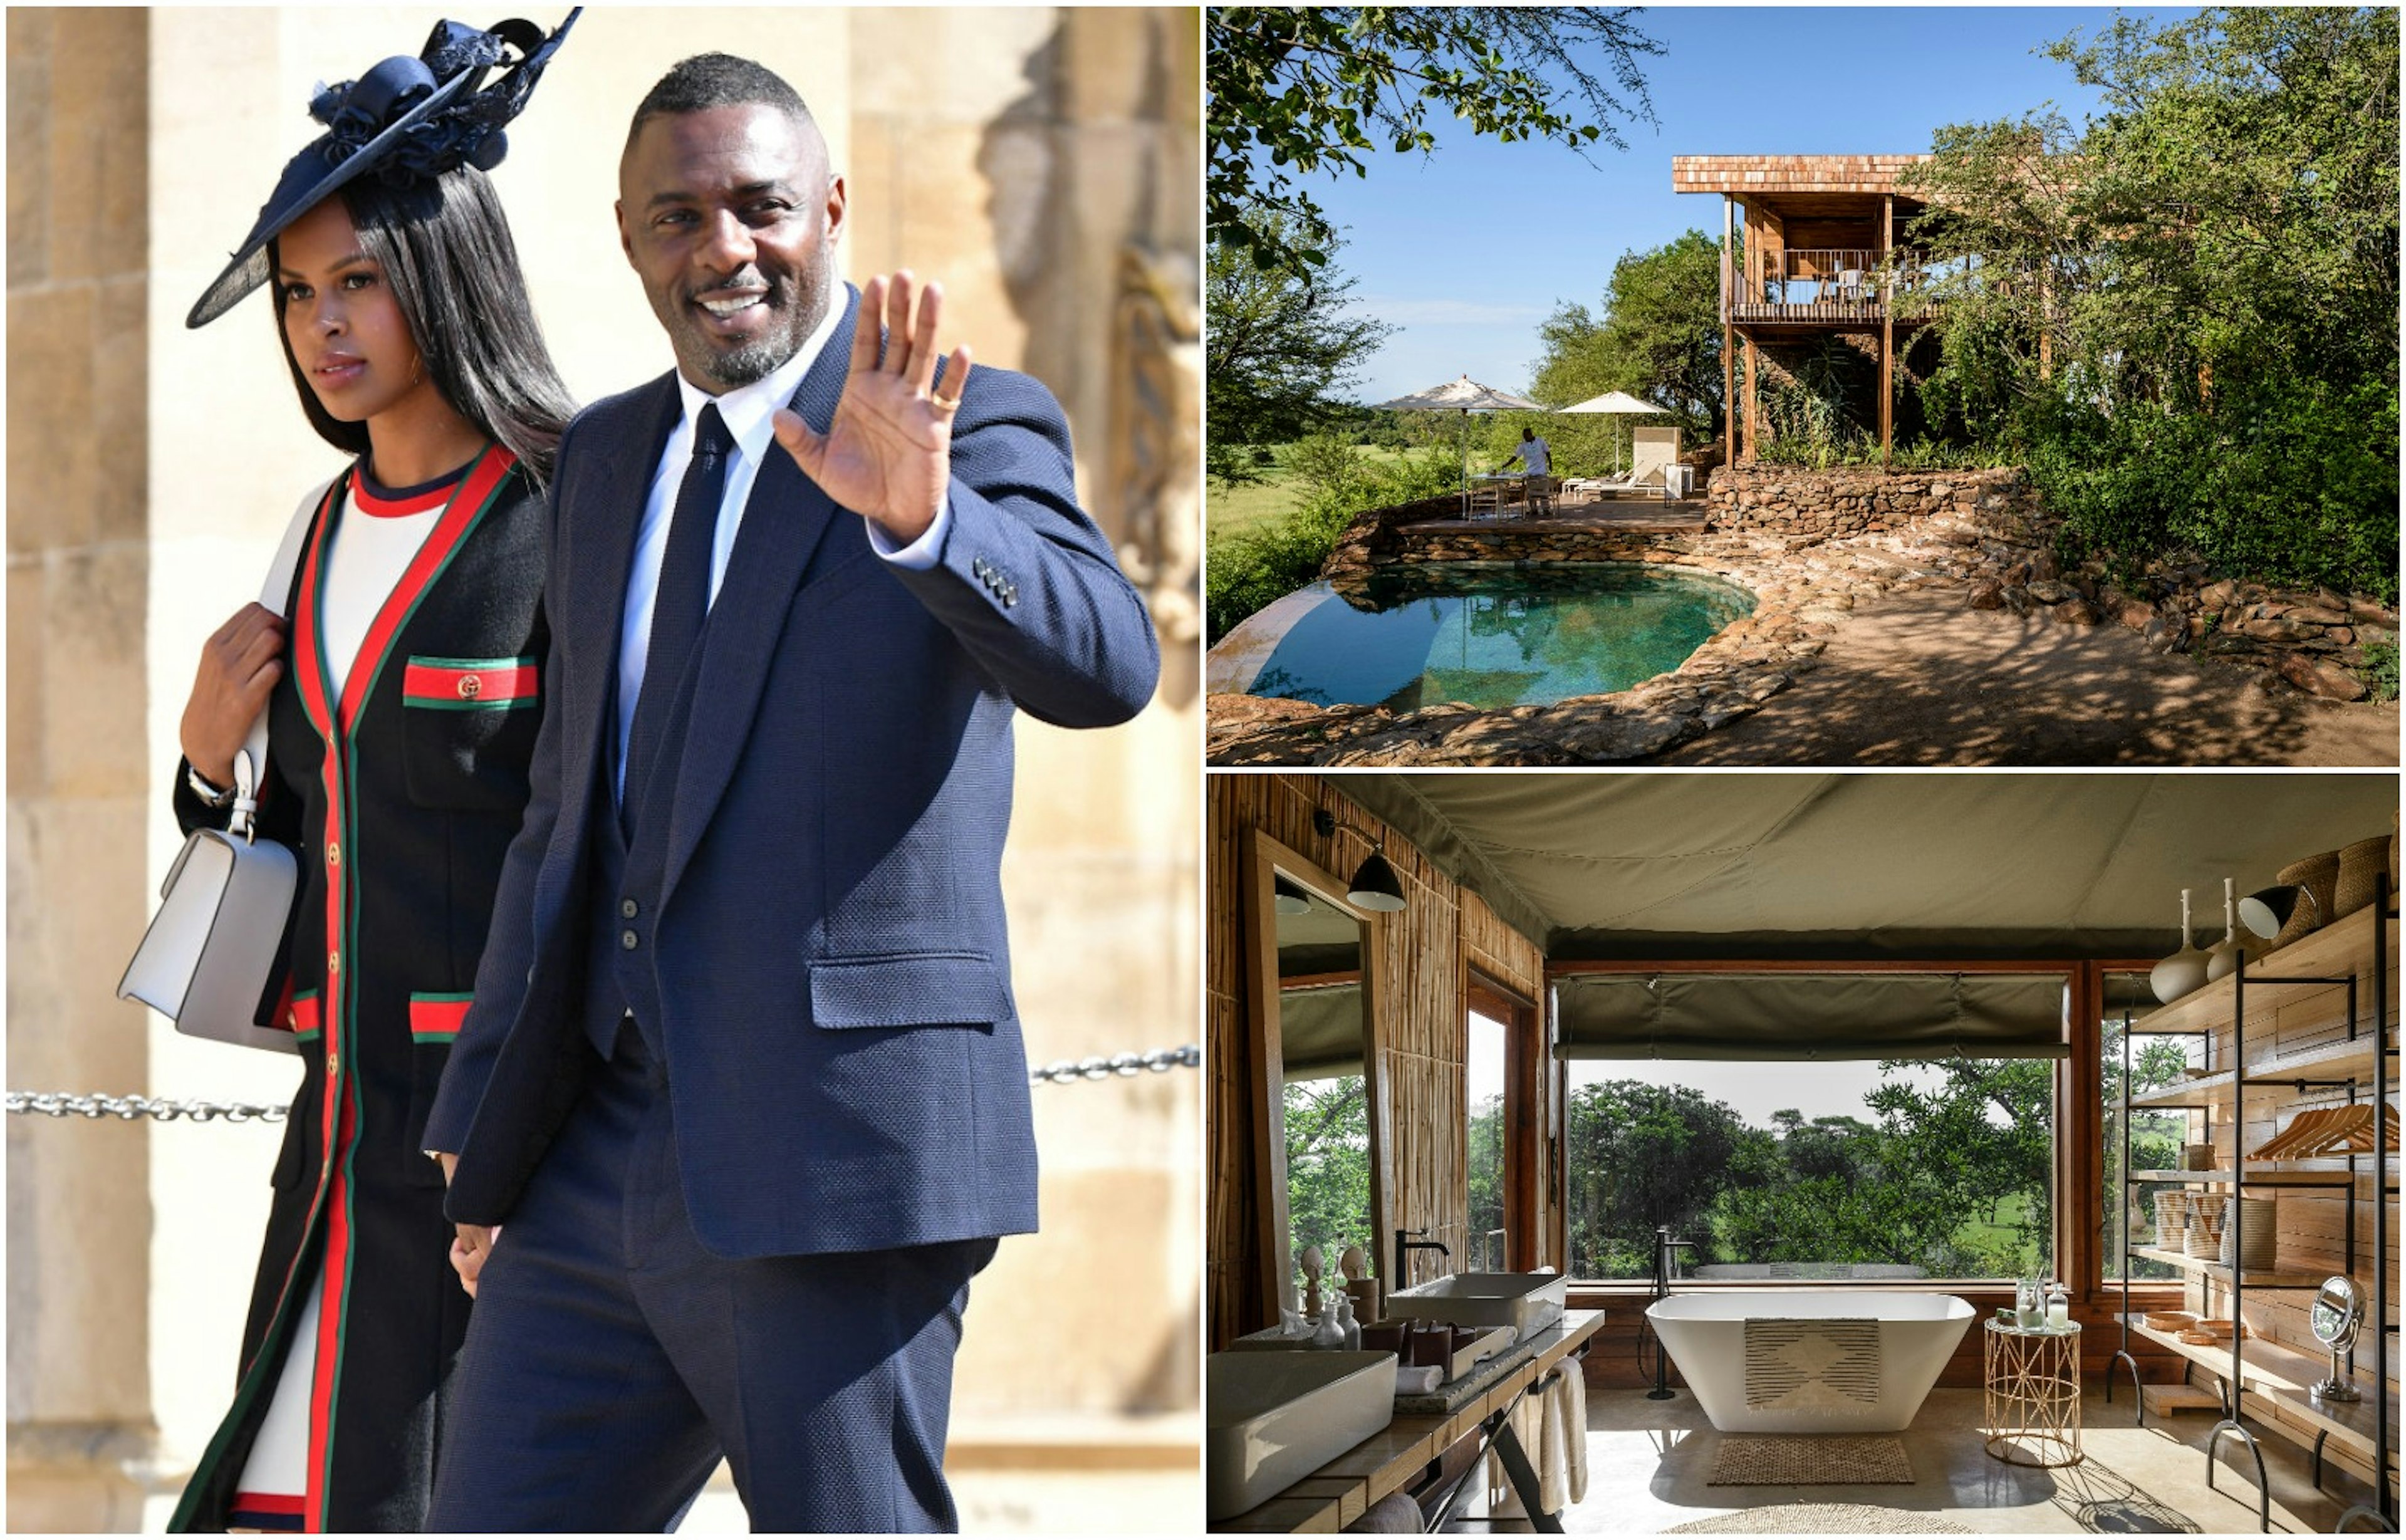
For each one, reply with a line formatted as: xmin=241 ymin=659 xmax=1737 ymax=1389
xmin=2154 ymin=1190 xmax=2189 ymax=1251
xmin=2335 ymin=835 xmax=2390 ymax=920
xmin=2269 ymin=851 xmax=2341 ymax=950
xmin=2186 ymin=1194 xmax=2227 ymax=1259
xmin=2219 ymin=1194 xmax=2279 ymax=1271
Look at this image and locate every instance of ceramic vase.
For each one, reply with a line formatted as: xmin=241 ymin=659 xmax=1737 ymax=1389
xmin=2151 ymin=888 xmax=2211 ymax=1004
xmin=2206 ymin=877 xmax=2249 ymax=982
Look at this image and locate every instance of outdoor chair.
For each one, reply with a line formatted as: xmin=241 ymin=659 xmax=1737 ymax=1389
xmin=1466 ymin=482 xmax=1502 ymax=520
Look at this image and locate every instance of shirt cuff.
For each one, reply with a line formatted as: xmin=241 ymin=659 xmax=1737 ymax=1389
xmin=867 ymin=497 xmax=950 ymax=571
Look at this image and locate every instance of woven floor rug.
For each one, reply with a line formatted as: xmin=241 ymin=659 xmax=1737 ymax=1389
xmin=1706 ymin=1433 xmax=1914 ymax=1486
xmin=1664 ymin=1502 xmax=1971 ymax=1534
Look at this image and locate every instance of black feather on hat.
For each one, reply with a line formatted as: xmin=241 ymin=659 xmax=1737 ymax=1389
xmin=187 ymin=9 xmax=580 ymax=329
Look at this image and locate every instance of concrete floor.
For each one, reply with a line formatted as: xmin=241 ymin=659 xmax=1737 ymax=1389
xmin=1442 ymin=1387 xmax=2383 ymax=1534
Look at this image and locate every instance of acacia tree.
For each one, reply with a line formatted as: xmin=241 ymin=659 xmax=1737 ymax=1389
xmin=1207 ymin=209 xmax=1394 ymax=481
xmin=1529 ymin=230 xmax=1728 ymax=439
xmin=1208 ymin=7 xmax=1664 ymax=280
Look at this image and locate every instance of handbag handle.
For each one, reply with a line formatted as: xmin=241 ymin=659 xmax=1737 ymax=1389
xmin=229 ymin=479 xmax=332 ymax=843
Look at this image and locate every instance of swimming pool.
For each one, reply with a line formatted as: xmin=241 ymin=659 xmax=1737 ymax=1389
xmin=1216 ymin=563 xmax=1756 ymax=712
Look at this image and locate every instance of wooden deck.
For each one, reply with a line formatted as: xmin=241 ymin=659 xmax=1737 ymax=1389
xmin=1730 ymin=298 xmax=1937 ymax=326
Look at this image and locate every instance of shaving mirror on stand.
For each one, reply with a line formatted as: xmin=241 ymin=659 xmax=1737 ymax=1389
xmin=2308 ymin=1274 xmax=2365 ymax=1402
xmin=1242 ymin=831 xmax=1388 ymax=1333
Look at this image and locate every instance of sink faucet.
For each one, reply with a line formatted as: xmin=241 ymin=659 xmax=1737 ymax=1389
xmin=1394 ymin=1228 xmax=1450 ymax=1287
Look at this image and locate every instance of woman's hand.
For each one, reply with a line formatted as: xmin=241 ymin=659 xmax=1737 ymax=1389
xmin=179 ymin=604 xmax=287 ymax=786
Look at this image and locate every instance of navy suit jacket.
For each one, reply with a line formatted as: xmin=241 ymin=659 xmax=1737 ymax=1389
xmin=424 ymin=288 xmax=1160 ymax=1257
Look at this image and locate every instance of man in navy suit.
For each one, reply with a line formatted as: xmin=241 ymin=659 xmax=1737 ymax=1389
xmin=420 ymin=53 xmax=1159 ymax=1532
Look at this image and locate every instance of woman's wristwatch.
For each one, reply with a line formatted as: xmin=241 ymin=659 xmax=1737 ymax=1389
xmin=185 ymin=763 xmax=237 ymax=809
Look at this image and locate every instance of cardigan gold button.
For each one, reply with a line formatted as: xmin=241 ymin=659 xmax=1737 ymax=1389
xmin=621 ymin=898 xmax=639 ymax=918
xmin=459 ymin=674 xmax=482 ymax=699
xmin=328 ymin=951 xmax=340 ymax=975
xmin=327 ymin=841 xmax=340 ymax=868
xmin=327 ymin=1052 xmax=340 ymax=1076
xmin=621 ymin=929 xmax=639 ymax=950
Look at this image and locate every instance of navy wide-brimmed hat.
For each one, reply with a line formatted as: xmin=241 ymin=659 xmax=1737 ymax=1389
xmin=187 ymin=9 xmax=581 ymax=329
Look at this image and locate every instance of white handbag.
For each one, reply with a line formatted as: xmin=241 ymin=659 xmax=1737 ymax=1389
xmin=117 ymin=486 xmax=326 ymax=1053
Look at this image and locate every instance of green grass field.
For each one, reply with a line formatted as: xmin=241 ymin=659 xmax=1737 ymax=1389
xmin=1206 ymin=445 xmax=1424 ymax=544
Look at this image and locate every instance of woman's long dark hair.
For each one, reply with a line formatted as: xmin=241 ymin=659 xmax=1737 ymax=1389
xmin=271 ymin=164 xmax=575 ymax=482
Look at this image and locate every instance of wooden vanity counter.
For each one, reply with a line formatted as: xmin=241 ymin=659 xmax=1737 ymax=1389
xmin=1211 ymin=1309 xmax=1607 ymax=1533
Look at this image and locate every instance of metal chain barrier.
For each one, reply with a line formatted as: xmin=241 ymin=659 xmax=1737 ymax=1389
xmin=4 ymin=1091 xmax=288 ymax=1123
xmin=1028 ymin=1043 xmax=1201 ymax=1085
xmin=8 ymin=1045 xmax=1201 ymax=1120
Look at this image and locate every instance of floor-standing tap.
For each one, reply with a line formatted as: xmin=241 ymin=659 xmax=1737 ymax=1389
xmin=1647 ymin=1225 xmax=1696 ymax=1401
xmin=1394 ymin=1229 xmax=1450 ymax=1288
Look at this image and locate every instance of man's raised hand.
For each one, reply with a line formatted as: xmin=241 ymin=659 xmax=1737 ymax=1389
xmin=772 ymin=271 xmax=972 ymax=546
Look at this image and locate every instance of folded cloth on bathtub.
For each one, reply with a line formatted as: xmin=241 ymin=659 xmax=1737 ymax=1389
xmin=1743 ymin=1318 xmax=1881 ymax=1412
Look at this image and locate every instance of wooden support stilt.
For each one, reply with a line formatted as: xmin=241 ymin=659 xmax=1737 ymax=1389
xmin=1881 ymin=193 xmax=1894 ymax=465
xmin=1723 ymin=196 xmax=1736 ymax=463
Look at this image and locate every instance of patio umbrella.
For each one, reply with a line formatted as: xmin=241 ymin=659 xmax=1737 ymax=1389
xmin=1374 ymin=374 xmax=1546 ymax=518
xmin=1559 ymin=388 xmax=1673 ymax=474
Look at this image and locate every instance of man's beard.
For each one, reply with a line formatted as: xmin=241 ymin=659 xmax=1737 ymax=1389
xmin=679 ymin=253 xmax=834 ymax=388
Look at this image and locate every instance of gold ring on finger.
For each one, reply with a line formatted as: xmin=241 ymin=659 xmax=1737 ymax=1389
xmin=930 ymin=392 xmax=962 ymax=411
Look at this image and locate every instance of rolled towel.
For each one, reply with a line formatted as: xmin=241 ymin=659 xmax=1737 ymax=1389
xmin=1344 ymin=1492 xmax=1425 ymax=1534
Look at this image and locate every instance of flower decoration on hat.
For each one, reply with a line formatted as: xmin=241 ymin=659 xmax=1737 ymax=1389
xmin=187 ymin=10 xmax=580 ymax=329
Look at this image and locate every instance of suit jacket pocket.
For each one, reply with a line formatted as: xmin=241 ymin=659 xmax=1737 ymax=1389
xmin=808 ymin=951 xmax=1013 ymax=1030
xmin=401 ymin=655 xmax=543 ymax=812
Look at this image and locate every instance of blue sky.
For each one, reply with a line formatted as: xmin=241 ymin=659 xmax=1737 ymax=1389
xmin=1305 ymin=6 xmax=2197 ymax=406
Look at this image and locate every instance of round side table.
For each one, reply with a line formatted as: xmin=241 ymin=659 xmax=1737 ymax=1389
xmin=1982 ymin=1317 xmax=2083 ymax=1468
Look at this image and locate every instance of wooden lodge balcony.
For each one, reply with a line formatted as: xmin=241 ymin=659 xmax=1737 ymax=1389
xmin=1727 ymin=247 xmax=1939 ymax=326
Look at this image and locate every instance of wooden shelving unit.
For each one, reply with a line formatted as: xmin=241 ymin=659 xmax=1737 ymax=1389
xmin=2106 ymin=885 xmax=2397 ymax=1533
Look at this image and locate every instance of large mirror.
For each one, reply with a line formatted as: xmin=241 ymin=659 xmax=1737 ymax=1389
xmin=1243 ymin=832 xmax=1387 ymax=1329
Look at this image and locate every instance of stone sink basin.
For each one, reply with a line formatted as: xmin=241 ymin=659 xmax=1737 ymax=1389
xmin=1205 ymin=1350 xmax=1397 ymax=1521
xmin=1385 ymin=1272 xmax=1568 ymax=1340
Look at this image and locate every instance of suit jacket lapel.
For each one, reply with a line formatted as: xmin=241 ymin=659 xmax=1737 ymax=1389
xmin=555 ymin=375 xmax=679 ymax=881
xmin=659 ymin=289 xmax=860 ymax=899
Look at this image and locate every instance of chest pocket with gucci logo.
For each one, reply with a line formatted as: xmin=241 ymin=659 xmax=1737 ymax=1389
xmin=400 ymin=654 xmax=543 ymax=812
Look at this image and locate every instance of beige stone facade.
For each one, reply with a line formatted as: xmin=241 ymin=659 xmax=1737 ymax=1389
xmin=8 ymin=8 xmax=1200 ymax=1529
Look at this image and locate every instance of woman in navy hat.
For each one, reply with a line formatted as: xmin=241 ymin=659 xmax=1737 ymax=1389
xmin=166 ymin=14 xmax=578 ymax=1532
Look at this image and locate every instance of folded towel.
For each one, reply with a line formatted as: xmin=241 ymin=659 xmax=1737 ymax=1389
xmin=1344 ymin=1492 xmax=1425 ymax=1534
xmin=1538 ymin=1371 xmax=1570 ymax=1515
xmin=1564 ymin=1358 xmax=1590 ymax=1506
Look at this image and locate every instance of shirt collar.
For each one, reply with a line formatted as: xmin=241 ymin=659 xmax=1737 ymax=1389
xmin=672 ymin=289 xmax=848 ymax=466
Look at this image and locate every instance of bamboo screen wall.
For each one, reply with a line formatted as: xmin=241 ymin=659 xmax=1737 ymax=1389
xmin=1207 ymin=774 xmax=1547 ymax=1351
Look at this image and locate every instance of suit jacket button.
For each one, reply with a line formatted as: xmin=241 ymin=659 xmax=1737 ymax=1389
xmin=621 ymin=898 xmax=639 ymax=918
xmin=621 ymin=929 xmax=639 ymax=950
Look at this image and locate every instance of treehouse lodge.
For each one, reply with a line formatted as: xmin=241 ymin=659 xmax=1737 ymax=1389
xmin=1672 ymin=154 xmax=1942 ymax=464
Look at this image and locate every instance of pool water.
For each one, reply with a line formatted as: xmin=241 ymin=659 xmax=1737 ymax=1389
xmin=1244 ymin=563 xmax=1756 ymax=712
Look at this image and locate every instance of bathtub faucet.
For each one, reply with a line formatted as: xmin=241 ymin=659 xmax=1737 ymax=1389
xmin=1652 ymin=1225 xmax=1696 ymax=1299
xmin=1395 ymin=1228 xmax=1450 ymax=1288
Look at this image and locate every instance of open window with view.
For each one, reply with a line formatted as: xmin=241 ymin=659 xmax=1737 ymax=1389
xmin=1553 ymin=969 xmax=2066 ymax=1284
xmin=2100 ymin=972 xmax=2195 ymax=1284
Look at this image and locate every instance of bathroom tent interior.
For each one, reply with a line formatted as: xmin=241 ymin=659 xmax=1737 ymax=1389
xmin=1209 ymin=771 xmax=2398 ymax=1361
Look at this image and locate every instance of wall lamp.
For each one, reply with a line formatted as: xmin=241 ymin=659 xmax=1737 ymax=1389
xmin=2238 ymin=883 xmax=2320 ymax=942
xmin=1272 ymin=875 xmax=1311 ymax=917
xmin=1310 ymin=807 xmax=1408 ymax=913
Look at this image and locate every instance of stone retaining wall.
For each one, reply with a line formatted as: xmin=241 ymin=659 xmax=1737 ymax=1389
xmin=1707 ymin=464 xmax=2028 ymax=541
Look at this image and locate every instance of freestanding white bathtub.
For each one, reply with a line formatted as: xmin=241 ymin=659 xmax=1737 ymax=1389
xmin=1647 ymin=1291 xmax=1974 ymax=1432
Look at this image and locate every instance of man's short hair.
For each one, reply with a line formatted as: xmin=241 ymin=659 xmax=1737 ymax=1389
xmin=627 ymin=53 xmax=816 ymax=151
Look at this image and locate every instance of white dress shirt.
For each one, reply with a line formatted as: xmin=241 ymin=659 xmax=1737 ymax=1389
xmin=614 ymin=301 xmax=952 ymax=799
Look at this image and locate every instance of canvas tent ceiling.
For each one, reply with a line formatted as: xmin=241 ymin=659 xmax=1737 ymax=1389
xmin=1325 ymin=773 xmax=2395 ymax=1059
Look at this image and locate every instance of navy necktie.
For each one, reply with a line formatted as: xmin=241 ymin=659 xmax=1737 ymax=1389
xmin=622 ymin=403 xmax=733 ymax=838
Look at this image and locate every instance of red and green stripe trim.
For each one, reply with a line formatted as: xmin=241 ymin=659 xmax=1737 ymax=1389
xmin=287 ymin=990 xmax=322 ymax=1044
xmin=408 ymin=992 xmax=472 ymax=1043
xmin=346 ymin=463 xmax=462 ymax=519
xmin=229 ymin=1492 xmax=305 ymax=1531
xmin=402 ymin=655 xmax=538 ymax=710
xmin=287 ymin=444 xmax=521 ymax=1528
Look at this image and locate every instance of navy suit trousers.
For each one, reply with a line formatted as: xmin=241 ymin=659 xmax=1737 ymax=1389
xmin=428 ymin=1024 xmax=996 ymax=1532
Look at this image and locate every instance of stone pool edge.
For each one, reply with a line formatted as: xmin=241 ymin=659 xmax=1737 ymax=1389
xmin=1207 ymin=543 xmax=1852 ymax=766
